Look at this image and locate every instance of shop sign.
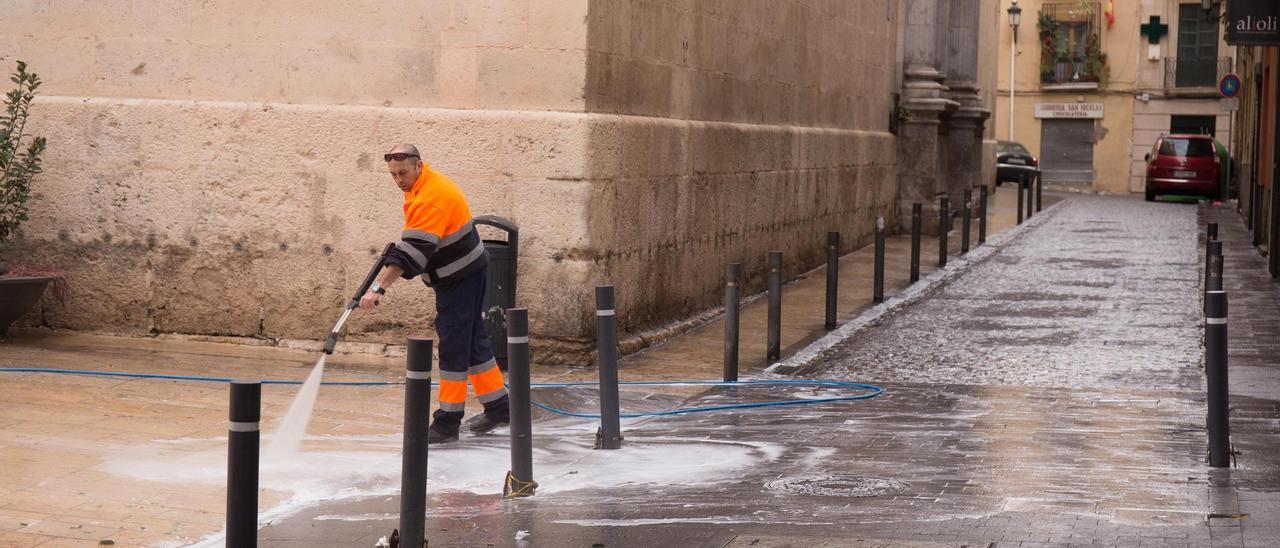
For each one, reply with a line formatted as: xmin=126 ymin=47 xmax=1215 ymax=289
xmin=1227 ymin=0 xmax=1280 ymax=46
xmin=1034 ymin=103 xmax=1104 ymax=119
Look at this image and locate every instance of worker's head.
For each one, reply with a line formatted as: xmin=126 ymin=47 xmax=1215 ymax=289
xmin=385 ymin=143 xmax=424 ymax=192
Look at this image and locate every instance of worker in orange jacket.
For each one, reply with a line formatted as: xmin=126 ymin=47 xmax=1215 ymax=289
xmin=359 ymin=143 xmax=509 ymax=444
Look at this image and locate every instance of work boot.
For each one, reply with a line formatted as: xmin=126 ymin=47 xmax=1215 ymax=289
xmin=467 ymin=395 xmax=510 ymax=434
xmin=428 ymin=410 xmax=461 ymax=445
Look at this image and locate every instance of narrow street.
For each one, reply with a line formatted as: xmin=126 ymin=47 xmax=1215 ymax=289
xmin=259 ymin=194 xmax=1278 ymax=547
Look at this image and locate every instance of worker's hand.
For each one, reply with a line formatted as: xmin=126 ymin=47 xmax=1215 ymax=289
xmin=358 ymin=291 xmax=381 ymax=309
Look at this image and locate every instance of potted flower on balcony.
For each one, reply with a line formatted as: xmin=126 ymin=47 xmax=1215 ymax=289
xmin=0 ymin=60 xmax=56 ymax=336
xmin=1081 ymin=33 xmax=1110 ymax=85
xmin=1038 ymin=13 xmax=1064 ymax=83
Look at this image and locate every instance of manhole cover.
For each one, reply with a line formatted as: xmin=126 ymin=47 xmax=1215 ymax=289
xmin=765 ymin=475 xmax=908 ymax=497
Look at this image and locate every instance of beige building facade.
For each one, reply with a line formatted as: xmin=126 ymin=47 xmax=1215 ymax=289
xmin=4 ymin=1 xmax=998 ymax=364
xmin=997 ymin=0 xmax=1235 ymax=195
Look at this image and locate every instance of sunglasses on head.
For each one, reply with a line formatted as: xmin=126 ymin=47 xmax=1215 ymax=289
xmin=384 ymin=152 xmax=419 ymax=162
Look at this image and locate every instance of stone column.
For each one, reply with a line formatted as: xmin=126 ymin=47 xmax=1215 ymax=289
xmin=942 ymin=0 xmax=991 ymax=211
xmin=897 ymin=0 xmax=958 ymax=234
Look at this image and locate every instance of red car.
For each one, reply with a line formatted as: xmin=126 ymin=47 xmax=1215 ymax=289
xmin=1144 ymin=134 xmax=1221 ymax=202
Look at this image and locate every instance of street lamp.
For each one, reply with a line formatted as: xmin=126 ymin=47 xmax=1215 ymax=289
xmin=1200 ymin=0 xmax=1221 ymax=22
xmin=1008 ymin=0 xmax=1022 ymax=142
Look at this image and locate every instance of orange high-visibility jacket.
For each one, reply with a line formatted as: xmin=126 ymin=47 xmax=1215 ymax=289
xmin=386 ymin=165 xmax=488 ymax=286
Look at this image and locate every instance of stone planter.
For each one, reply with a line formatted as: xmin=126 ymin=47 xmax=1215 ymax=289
xmin=0 ymin=276 xmax=53 ymax=335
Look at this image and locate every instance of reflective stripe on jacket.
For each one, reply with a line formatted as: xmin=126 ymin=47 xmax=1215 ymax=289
xmin=386 ymin=164 xmax=488 ymax=286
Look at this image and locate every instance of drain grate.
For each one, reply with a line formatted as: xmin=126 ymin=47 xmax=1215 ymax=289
xmin=765 ymin=475 xmax=908 ymax=497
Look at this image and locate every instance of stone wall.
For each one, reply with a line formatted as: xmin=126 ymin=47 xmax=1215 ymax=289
xmin=3 ymin=0 xmax=902 ymax=364
xmin=580 ymin=0 xmax=900 ymax=340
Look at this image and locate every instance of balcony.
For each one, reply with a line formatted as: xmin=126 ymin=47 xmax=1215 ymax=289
xmin=1163 ymin=57 xmax=1233 ymax=97
xmin=1038 ymin=2 xmax=1107 ymax=90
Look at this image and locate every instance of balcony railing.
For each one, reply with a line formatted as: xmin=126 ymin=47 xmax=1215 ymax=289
xmin=1164 ymin=57 xmax=1233 ymax=89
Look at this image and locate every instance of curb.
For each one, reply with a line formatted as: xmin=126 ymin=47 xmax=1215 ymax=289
xmin=765 ymin=197 xmax=1071 ymax=376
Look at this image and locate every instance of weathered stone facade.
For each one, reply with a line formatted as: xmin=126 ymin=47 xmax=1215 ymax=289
xmin=2 ymin=1 xmax=994 ymax=364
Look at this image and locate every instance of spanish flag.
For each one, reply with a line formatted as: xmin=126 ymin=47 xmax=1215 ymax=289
xmin=1105 ymin=0 xmax=1115 ymax=29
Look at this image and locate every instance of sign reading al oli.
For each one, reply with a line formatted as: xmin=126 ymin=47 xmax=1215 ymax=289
xmin=1227 ymin=0 xmax=1280 ymax=46
xmin=1035 ymin=103 xmax=1104 ymax=119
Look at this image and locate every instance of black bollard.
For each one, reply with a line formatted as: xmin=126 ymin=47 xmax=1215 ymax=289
xmin=910 ymin=203 xmax=922 ymax=283
xmin=595 ymin=286 xmax=623 ymax=450
xmin=824 ymin=232 xmax=839 ymax=331
xmin=938 ymin=197 xmax=949 ymax=268
xmin=1035 ymin=170 xmax=1043 ymax=213
xmin=1207 ymin=251 xmax=1224 ymax=293
xmin=978 ymin=185 xmax=988 ymax=245
xmin=227 ymin=380 xmax=261 ymax=548
xmin=724 ymin=263 xmax=741 ymax=382
xmin=399 ymin=337 xmax=433 ymax=548
xmin=1026 ymin=175 xmax=1035 ymax=221
xmin=1208 ymin=222 xmax=1218 ymax=241
xmin=1016 ymin=176 xmax=1025 ymax=225
xmin=767 ymin=251 xmax=782 ymax=364
xmin=1205 ymin=240 xmax=1223 ymax=293
xmin=504 ymin=309 xmax=537 ymax=497
xmin=961 ymin=189 xmax=972 ymax=255
xmin=1205 ymin=290 xmax=1231 ymax=467
xmin=873 ymin=217 xmax=885 ymax=303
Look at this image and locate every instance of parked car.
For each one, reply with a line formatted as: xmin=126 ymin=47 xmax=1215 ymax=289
xmin=995 ymin=140 xmax=1039 ymax=187
xmin=1144 ymin=133 xmax=1221 ymax=202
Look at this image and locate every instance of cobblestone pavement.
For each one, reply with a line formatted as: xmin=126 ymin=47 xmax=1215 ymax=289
xmin=259 ymin=194 xmax=1280 ymax=546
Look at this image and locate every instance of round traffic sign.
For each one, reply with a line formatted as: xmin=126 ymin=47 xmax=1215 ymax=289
xmin=1220 ymin=73 xmax=1242 ymax=98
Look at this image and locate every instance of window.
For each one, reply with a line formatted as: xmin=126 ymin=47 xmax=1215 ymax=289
xmin=1159 ymin=138 xmax=1216 ymax=158
xmin=1038 ymin=2 xmax=1107 ymax=85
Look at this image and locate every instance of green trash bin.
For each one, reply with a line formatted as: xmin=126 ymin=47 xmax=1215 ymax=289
xmin=474 ymin=215 xmax=519 ymax=370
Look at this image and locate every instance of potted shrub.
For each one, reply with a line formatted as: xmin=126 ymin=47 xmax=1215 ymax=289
xmin=0 ymin=60 xmax=55 ymax=336
xmin=1038 ymin=13 xmax=1062 ymax=83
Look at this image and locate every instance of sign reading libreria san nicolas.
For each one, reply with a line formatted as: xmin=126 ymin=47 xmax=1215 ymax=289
xmin=1035 ymin=103 xmax=1104 ymax=119
xmin=1227 ymin=0 xmax=1280 ymax=46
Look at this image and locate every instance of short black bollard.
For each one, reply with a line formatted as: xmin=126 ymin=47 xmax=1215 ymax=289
xmin=1205 ymin=290 xmax=1231 ymax=467
xmin=873 ymin=217 xmax=885 ymax=303
xmin=824 ymin=232 xmax=839 ymax=331
xmin=1035 ymin=171 xmax=1043 ymax=213
xmin=595 ymin=286 xmax=623 ymax=450
xmin=504 ymin=309 xmax=537 ymax=497
xmin=938 ymin=196 xmax=949 ymax=268
xmin=1205 ymin=240 xmax=1222 ymax=293
xmin=398 ymin=337 xmax=433 ymax=548
xmin=723 ymin=263 xmax=741 ymax=382
xmin=767 ymin=251 xmax=782 ymax=364
xmin=227 ymin=380 xmax=261 ymax=548
xmin=1207 ymin=251 xmax=1224 ymax=293
xmin=978 ymin=185 xmax=988 ymax=245
xmin=961 ymin=189 xmax=972 ymax=255
xmin=1016 ymin=177 xmax=1025 ymax=225
xmin=1025 ymin=175 xmax=1035 ymax=221
xmin=910 ymin=203 xmax=922 ymax=283
xmin=1208 ymin=222 xmax=1218 ymax=241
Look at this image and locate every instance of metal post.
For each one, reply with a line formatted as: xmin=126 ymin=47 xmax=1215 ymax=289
xmin=1025 ymin=175 xmax=1034 ymax=220
xmin=767 ymin=251 xmax=782 ymax=363
xmin=724 ymin=263 xmax=741 ymax=382
xmin=227 ymin=381 xmax=261 ymax=548
xmin=595 ymin=286 xmax=622 ymax=450
xmin=824 ymin=232 xmax=839 ymax=330
xmin=1208 ymin=251 xmax=1224 ymax=293
xmin=1035 ymin=170 xmax=1043 ymax=213
xmin=978 ymin=186 xmax=988 ymax=245
xmin=938 ymin=197 xmax=949 ymax=268
xmin=1205 ymin=240 xmax=1222 ymax=293
xmin=1205 ymin=290 xmax=1230 ymax=467
xmin=961 ymin=189 xmax=972 ymax=255
xmin=874 ymin=217 xmax=886 ymax=303
xmin=398 ymin=337 xmax=432 ymax=548
xmin=1016 ymin=176 xmax=1025 ymax=225
xmin=504 ymin=309 xmax=536 ymax=497
xmin=1208 ymin=222 xmax=1218 ymax=241
xmin=910 ymin=203 xmax=922 ymax=283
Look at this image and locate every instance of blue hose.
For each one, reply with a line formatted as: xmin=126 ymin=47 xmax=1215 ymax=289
xmin=0 ymin=367 xmax=883 ymax=418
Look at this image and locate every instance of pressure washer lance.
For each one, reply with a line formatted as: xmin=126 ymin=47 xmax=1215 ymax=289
xmin=322 ymin=242 xmax=396 ymax=354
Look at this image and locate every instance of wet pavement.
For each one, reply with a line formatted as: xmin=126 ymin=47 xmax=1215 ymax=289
xmin=254 ymin=194 xmax=1280 ymax=547
xmin=5 ymin=191 xmax=1280 ymax=547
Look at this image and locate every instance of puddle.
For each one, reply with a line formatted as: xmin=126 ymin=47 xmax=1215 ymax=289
xmin=765 ymin=474 xmax=909 ymax=497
